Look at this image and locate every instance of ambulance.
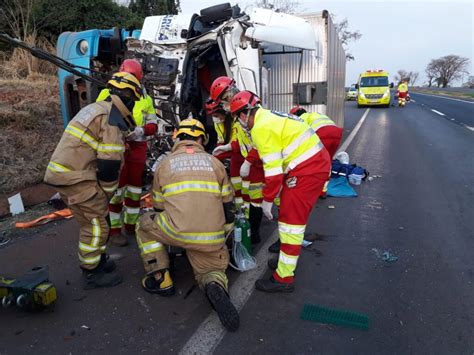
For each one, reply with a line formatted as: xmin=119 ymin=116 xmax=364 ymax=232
xmin=356 ymin=70 xmax=393 ymax=108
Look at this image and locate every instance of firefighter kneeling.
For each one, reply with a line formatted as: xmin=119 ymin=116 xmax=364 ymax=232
xmin=136 ymin=118 xmax=239 ymax=332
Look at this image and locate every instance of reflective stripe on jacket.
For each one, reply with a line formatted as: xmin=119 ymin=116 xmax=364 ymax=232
xmin=250 ymin=108 xmax=325 ymax=202
xmin=301 ymin=112 xmax=337 ymax=131
xmin=44 ymin=101 xmax=124 ymax=189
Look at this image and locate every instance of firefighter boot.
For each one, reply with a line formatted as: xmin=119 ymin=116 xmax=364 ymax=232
xmin=99 ymin=253 xmax=116 ymax=273
xmin=82 ymin=266 xmax=123 ymax=290
xmin=205 ymin=282 xmax=240 ymax=332
xmin=110 ymin=233 xmax=128 ymax=247
xmin=141 ymin=270 xmax=175 ymax=297
xmin=255 ymin=276 xmax=295 ymax=293
xmin=267 ymin=257 xmax=278 ymax=270
xmin=249 ymin=205 xmax=262 ymax=244
xmin=268 ymin=239 xmax=281 ymax=253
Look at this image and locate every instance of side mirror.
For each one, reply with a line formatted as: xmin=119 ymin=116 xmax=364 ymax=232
xmin=390 ymin=82 xmax=394 ymax=88
xmin=355 ymin=84 xmax=359 ymax=89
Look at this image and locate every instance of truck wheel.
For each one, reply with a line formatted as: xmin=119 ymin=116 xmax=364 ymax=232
xmin=357 ymin=103 xmax=364 ymax=109
xmin=200 ymin=3 xmax=232 ymax=23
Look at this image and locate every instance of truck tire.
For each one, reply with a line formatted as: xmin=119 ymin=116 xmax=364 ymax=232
xmin=200 ymin=3 xmax=232 ymax=24
xmin=357 ymin=103 xmax=364 ymax=109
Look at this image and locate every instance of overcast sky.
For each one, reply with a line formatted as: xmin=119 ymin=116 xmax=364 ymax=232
xmin=178 ymin=0 xmax=473 ymax=86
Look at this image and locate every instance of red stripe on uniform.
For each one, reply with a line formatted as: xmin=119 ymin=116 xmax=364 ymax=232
xmin=280 ymin=243 xmax=302 ymax=256
xmin=125 ymin=198 xmax=140 ymax=207
xmin=109 ymin=203 xmax=123 ymax=213
xmin=273 ymin=272 xmax=294 ymax=284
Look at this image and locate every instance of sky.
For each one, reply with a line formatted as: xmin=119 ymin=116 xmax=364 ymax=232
xmin=177 ymin=0 xmax=473 ymax=86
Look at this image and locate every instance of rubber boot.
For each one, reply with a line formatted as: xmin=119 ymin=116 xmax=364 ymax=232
xmin=255 ymin=276 xmax=294 ymax=293
xmin=268 ymin=239 xmax=280 ymax=253
xmin=82 ymin=266 xmax=123 ymax=290
xmin=141 ymin=269 xmax=175 ymax=297
xmin=249 ymin=205 xmax=262 ymax=244
xmin=205 ymin=282 xmax=240 ymax=332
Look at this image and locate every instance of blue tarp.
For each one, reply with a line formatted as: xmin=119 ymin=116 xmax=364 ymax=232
xmin=327 ymin=176 xmax=358 ymax=197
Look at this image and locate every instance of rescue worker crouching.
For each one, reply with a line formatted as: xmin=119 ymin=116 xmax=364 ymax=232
xmin=44 ymin=72 xmax=142 ymax=289
xmin=97 ymin=59 xmax=158 ymax=247
xmin=230 ymin=91 xmax=331 ymax=293
xmin=135 ymin=118 xmax=240 ymax=332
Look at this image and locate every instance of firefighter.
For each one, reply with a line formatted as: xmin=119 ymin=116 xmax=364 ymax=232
xmin=97 ymin=59 xmax=158 ymax=247
xmin=205 ymin=98 xmax=233 ymax=160
xmin=289 ymin=106 xmax=343 ymax=199
xmin=210 ymin=77 xmax=264 ymax=244
xmin=397 ymin=79 xmax=409 ymax=106
xmin=230 ymin=91 xmax=331 ymax=293
xmin=44 ymin=72 xmax=142 ymax=289
xmin=135 ymin=118 xmax=239 ymax=332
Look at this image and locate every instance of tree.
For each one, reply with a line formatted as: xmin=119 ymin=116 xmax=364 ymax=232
xmin=463 ymin=75 xmax=474 ymax=88
xmin=254 ymin=0 xmax=300 ymax=14
xmin=129 ymin=0 xmax=180 ymax=17
xmin=426 ymin=55 xmax=470 ymax=88
xmin=394 ymin=70 xmax=419 ymax=86
xmin=334 ymin=17 xmax=362 ymax=61
xmin=425 ymin=62 xmax=438 ymax=87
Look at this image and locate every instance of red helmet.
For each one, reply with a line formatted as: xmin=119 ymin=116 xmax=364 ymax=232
xmin=204 ymin=98 xmax=224 ymax=115
xmin=119 ymin=59 xmax=143 ymax=82
xmin=210 ymin=76 xmax=235 ymax=103
xmin=229 ymin=91 xmax=261 ymax=115
xmin=289 ymin=106 xmax=307 ymax=116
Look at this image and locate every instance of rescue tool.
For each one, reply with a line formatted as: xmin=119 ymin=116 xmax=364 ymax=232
xmin=0 ymin=266 xmax=57 ymax=311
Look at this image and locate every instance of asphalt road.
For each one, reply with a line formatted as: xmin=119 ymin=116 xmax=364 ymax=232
xmin=1 ymin=99 xmax=473 ymax=354
xmin=409 ymin=92 xmax=474 ymax=129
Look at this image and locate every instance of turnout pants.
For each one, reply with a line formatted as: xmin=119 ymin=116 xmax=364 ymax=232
xmin=109 ymin=142 xmax=146 ymax=235
xmin=57 ymin=181 xmax=109 ymax=270
xmin=230 ymin=151 xmax=245 ymax=208
xmin=317 ymin=126 xmax=343 ymax=195
xmin=136 ymin=212 xmax=230 ymax=291
xmin=274 ymin=153 xmax=330 ymax=284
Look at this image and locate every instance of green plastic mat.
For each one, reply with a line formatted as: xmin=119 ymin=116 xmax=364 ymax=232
xmin=300 ymin=304 xmax=370 ymax=330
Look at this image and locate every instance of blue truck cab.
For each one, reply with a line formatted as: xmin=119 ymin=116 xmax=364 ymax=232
xmin=57 ymin=28 xmax=140 ymax=126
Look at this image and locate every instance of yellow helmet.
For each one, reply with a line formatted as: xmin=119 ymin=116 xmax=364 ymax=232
xmin=107 ymin=72 xmax=142 ymax=100
xmin=176 ymin=118 xmax=208 ymax=144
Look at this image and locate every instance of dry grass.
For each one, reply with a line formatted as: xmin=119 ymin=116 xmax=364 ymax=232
xmin=0 ymin=35 xmax=57 ymax=79
xmin=0 ymin=76 xmax=62 ymax=194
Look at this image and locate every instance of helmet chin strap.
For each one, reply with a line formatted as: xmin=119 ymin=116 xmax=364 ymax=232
xmin=238 ymin=108 xmax=252 ymax=130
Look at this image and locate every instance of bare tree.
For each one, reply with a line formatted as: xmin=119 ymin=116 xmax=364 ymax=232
xmin=254 ymin=0 xmax=301 ymax=14
xmin=410 ymin=71 xmax=419 ymax=87
xmin=425 ymin=62 xmax=438 ymax=87
xmin=334 ymin=17 xmax=362 ymax=61
xmin=0 ymin=0 xmax=39 ymax=40
xmin=426 ymin=55 xmax=470 ymax=88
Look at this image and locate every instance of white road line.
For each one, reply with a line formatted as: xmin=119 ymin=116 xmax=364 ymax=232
xmin=337 ymin=108 xmax=370 ymax=153
xmin=179 ymin=230 xmax=278 ymax=355
xmin=412 ymin=91 xmax=474 ymax=104
xmin=465 ymin=126 xmax=474 ymax=132
xmin=411 ymin=99 xmax=416 ymax=103
xmin=180 ymin=110 xmax=371 ymax=354
xmin=431 ymin=109 xmax=446 ymax=116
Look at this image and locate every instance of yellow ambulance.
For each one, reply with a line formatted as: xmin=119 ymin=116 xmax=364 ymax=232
xmin=356 ymin=70 xmax=394 ymax=108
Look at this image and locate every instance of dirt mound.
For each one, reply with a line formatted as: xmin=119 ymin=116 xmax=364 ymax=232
xmin=0 ymin=77 xmax=63 ymax=195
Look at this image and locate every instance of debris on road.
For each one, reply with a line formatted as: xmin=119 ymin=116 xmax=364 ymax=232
xmin=302 ymin=240 xmax=313 ymax=248
xmin=328 ymin=205 xmax=336 ymax=209
xmin=372 ymin=248 xmax=398 ymax=262
xmin=300 ymin=303 xmax=370 ymax=330
xmin=327 ymin=176 xmax=357 ymax=197
xmin=8 ymin=193 xmax=25 ymax=215
xmin=15 ymin=208 xmax=73 ymax=229
xmin=80 ymin=325 xmax=91 ymax=330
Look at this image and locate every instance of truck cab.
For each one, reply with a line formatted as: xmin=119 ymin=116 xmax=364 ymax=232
xmin=356 ymin=70 xmax=393 ymax=108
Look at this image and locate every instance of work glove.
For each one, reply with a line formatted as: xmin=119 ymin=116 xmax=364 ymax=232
xmin=240 ymin=160 xmax=251 ymax=178
xmin=212 ymin=143 xmax=231 ymax=156
xmin=262 ymin=200 xmax=273 ymax=220
xmin=127 ymin=126 xmax=144 ymax=140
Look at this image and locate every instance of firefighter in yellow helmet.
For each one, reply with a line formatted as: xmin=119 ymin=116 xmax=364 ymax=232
xmin=96 ymin=60 xmax=159 ymax=247
xmin=135 ymin=118 xmax=239 ymax=331
xmin=44 ymin=72 xmax=141 ymax=289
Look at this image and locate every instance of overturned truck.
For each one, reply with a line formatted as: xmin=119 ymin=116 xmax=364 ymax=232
xmin=57 ymin=3 xmax=346 ymax=134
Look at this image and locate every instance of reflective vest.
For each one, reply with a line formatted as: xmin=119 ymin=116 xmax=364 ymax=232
xmin=251 ymin=108 xmax=324 ymax=178
xmin=300 ymin=112 xmax=336 ymax=131
xmin=398 ymin=83 xmax=408 ymax=93
xmin=214 ymin=121 xmax=226 ymax=144
xmin=96 ymin=88 xmax=156 ymax=127
xmin=232 ymin=121 xmax=253 ymax=158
